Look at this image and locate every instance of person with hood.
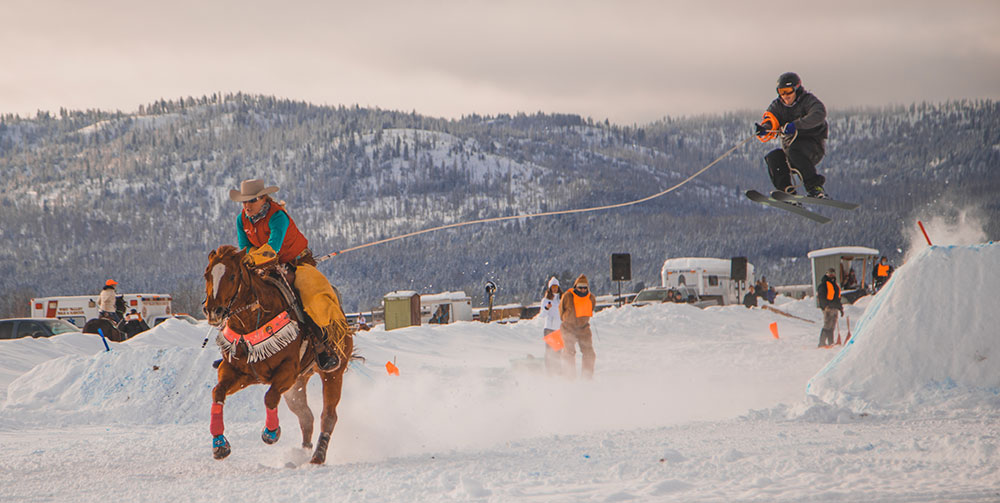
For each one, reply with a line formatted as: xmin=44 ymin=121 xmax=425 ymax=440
xmin=230 ymin=179 xmax=349 ymax=371
xmin=817 ymin=268 xmax=843 ymax=347
xmin=754 ymin=72 xmax=831 ymax=199
xmin=558 ymin=275 xmax=597 ymax=379
xmin=98 ymin=279 xmax=122 ymax=324
xmin=539 ymin=276 xmax=563 ymax=376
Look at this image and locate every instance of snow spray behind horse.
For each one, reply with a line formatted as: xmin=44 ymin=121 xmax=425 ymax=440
xmin=203 ymin=245 xmax=354 ymax=464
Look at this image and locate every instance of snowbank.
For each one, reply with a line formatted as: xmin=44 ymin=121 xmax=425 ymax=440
xmin=807 ymin=243 xmax=1000 ymax=412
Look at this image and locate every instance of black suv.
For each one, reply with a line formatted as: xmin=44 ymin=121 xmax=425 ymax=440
xmin=0 ymin=318 xmax=82 ymax=340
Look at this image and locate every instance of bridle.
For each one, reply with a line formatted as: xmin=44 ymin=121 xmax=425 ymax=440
xmin=211 ymin=257 xmax=263 ymax=330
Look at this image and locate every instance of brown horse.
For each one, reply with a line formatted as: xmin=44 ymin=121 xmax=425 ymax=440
xmin=203 ymin=245 xmax=353 ymax=464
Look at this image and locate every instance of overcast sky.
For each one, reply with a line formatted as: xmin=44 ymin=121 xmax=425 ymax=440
xmin=2 ymin=0 xmax=999 ymax=124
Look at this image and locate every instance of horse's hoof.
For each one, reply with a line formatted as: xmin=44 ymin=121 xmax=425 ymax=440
xmin=310 ymin=432 xmax=330 ymax=464
xmin=302 ymin=442 xmax=313 ymax=450
xmin=261 ymin=426 xmax=281 ymax=445
xmin=212 ymin=435 xmax=231 ymax=460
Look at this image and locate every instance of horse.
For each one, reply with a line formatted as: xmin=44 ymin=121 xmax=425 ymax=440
xmin=203 ymin=244 xmax=353 ymax=465
xmin=82 ymin=318 xmax=126 ymax=342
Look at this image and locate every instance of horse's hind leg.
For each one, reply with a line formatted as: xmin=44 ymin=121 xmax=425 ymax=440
xmin=284 ymin=375 xmax=314 ymax=449
xmin=310 ymin=369 xmax=346 ymax=465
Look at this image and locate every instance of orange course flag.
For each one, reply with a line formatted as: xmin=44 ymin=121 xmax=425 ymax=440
xmin=385 ymin=361 xmax=400 ymax=376
xmin=769 ymin=322 xmax=779 ymax=339
xmin=543 ymin=330 xmax=564 ymax=351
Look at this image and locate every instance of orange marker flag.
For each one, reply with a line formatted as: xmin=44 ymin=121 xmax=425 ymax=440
xmin=769 ymin=322 xmax=779 ymax=340
xmin=543 ymin=329 xmax=564 ymax=351
xmin=385 ymin=361 xmax=400 ymax=376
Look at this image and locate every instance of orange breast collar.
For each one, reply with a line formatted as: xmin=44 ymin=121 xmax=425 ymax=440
xmin=217 ymin=311 xmax=299 ymax=363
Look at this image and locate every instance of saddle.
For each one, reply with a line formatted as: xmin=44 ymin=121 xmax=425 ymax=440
xmin=260 ymin=265 xmax=327 ymax=354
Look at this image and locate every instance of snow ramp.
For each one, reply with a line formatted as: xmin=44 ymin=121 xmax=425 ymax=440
xmin=806 ymin=242 xmax=1000 ymax=412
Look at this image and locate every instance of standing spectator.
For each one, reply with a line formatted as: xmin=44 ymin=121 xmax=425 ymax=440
xmin=755 ymin=277 xmax=770 ymax=301
xmin=817 ymin=268 xmax=843 ymax=347
xmin=558 ymin=275 xmax=597 ymax=379
xmin=122 ymin=309 xmax=150 ymax=338
xmin=842 ymin=268 xmax=859 ymax=290
xmin=766 ymin=285 xmax=777 ymax=304
xmin=356 ymin=312 xmax=370 ymax=331
xmin=539 ymin=277 xmax=562 ymax=376
xmin=873 ymin=256 xmax=894 ymax=292
xmin=743 ymin=286 xmax=758 ymax=308
xmin=98 ymin=279 xmax=122 ymax=324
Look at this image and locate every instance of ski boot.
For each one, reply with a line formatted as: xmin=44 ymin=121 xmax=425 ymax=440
xmin=807 ymin=185 xmax=829 ymax=199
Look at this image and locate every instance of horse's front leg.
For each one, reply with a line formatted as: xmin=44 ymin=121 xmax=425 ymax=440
xmin=211 ymin=362 xmax=252 ymax=460
xmin=260 ymin=367 xmax=298 ymax=445
xmin=283 ymin=375 xmax=315 ymax=449
xmin=311 ymin=369 xmax=346 ymax=464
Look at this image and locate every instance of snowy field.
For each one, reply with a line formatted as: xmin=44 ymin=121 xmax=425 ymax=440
xmin=2 ymin=244 xmax=999 ymax=502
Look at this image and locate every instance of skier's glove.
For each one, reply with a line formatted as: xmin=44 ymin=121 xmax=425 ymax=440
xmin=782 ymin=122 xmax=796 ymax=135
xmin=754 ymin=122 xmax=769 ymax=137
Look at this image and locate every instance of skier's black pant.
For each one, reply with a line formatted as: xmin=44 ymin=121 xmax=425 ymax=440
xmin=765 ymin=137 xmax=826 ymax=193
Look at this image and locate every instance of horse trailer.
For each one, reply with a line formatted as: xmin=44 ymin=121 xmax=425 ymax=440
xmin=30 ymin=294 xmax=173 ymax=328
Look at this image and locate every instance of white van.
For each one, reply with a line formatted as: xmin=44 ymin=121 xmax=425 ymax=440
xmin=30 ymin=294 xmax=173 ymax=328
xmin=660 ymin=257 xmax=755 ymax=306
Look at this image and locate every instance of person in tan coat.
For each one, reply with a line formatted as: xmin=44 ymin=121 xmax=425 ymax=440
xmin=558 ymin=274 xmax=597 ymax=379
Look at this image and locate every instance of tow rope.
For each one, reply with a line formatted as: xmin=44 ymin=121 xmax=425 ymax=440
xmin=317 ymin=135 xmax=756 ymax=262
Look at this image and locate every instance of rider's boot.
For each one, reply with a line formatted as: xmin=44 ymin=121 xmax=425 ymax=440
xmin=313 ymin=327 xmax=341 ymax=371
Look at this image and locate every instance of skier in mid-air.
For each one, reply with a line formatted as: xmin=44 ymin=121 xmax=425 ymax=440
xmin=755 ymin=72 xmax=829 ymax=199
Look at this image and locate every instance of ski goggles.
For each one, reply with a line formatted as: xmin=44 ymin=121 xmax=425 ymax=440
xmin=777 ymin=87 xmax=796 ymax=97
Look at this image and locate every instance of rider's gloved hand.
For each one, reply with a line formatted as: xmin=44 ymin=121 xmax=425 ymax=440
xmin=782 ymin=122 xmax=796 ymax=135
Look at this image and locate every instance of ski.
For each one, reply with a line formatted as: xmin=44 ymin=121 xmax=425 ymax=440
xmin=771 ymin=191 xmax=860 ymax=210
xmin=745 ymin=190 xmax=831 ymax=224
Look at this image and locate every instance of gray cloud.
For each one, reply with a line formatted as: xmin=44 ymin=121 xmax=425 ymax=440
xmin=2 ymin=0 xmax=998 ymax=123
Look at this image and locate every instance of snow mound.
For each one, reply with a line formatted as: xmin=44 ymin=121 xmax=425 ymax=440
xmin=807 ymin=243 xmax=1000 ymax=412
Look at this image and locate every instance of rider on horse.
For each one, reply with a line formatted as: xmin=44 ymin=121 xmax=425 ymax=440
xmin=230 ymin=179 xmax=350 ymax=371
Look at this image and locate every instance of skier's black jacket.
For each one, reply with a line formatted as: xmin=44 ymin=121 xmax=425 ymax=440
xmin=767 ymin=90 xmax=828 ymax=150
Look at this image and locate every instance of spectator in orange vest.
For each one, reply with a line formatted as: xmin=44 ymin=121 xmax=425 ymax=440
xmin=817 ymin=268 xmax=843 ymax=347
xmin=558 ymin=275 xmax=597 ymax=379
xmin=873 ymin=256 xmax=894 ymax=292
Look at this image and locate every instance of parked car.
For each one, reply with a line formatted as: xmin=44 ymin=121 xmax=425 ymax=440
xmin=631 ymin=286 xmax=719 ymax=309
xmin=152 ymin=313 xmax=200 ymax=327
xmin=0 ymin=318 xmax=83 ymax=340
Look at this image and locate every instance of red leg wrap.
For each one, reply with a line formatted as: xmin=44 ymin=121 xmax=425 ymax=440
xmin=265 ymin=407 xmax=279 ymax=431
xmin=210 ymin=402 xmax=225 ymax=436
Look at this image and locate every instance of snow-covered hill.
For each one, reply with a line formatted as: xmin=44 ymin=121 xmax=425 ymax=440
xmin=1 ymin=243 xmax=997 ymax=501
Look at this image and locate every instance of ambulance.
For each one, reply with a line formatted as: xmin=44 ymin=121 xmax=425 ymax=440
xmin=30 ymin=294 xmax=173 ymax=328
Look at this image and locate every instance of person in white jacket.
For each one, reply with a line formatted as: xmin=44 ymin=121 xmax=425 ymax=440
xmin=539 ymin=277 xmax=563 ymax=376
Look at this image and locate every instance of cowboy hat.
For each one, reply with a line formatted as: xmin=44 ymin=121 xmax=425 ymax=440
xmin=229 ymin=179 xmax=279 ymax=202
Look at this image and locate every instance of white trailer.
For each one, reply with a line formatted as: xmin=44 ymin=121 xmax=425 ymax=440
xmin=419 ymin=291 xmax=473 ymax=324
xmin=660 ymin=257 xmax=755 ymax=306
xmin=30 ymin=294 xmax=173 ymax=328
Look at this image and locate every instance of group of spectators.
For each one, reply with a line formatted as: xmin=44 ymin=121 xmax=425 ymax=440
xmin=742 ymin=277 xmax=777 ymax=308
xmin=538 ymin=275 xmax=597 ymax=380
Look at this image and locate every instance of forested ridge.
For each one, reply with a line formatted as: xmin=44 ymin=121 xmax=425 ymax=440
xmin=2 ymin=94 xmax=997 ymax=316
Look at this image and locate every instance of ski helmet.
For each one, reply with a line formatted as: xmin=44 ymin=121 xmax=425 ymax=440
xmin=776 ymin=72 xmax=801 ymax=93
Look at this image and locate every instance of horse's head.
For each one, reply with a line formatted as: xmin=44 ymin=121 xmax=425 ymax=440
xmin=204 ymin=245 xmax=251 ymax=326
